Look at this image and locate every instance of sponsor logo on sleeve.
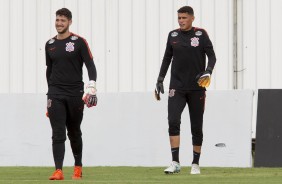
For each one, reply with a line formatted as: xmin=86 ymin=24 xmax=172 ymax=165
xmin=48 ymin=38 xmax=55 ymax=44
xmin=171 ymin=31 xmax=178 ymax=37
xmin=70 ymin=36 xmax=78 ymax=40
xmin=195 ymin=31 xmax=202 ymax=36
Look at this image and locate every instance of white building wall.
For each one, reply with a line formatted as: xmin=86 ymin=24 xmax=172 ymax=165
xmin=3 ymin=0 xmax=281 ymax=93
xmin=0 ymin=0 xmax=234 ymax=93
xmin=2 ymin=0 xmax=280 ymax=164
xmin=238 ymin=0 xmax=282 ymax=89
xmin=0 ymin=91 xmax=253 ymax=167
xmin=236 ymin=0 xmax=282 ymax=138
xmin=0 ymin=1 xmax=10 ymax=93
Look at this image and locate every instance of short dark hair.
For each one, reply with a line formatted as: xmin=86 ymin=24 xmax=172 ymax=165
xmin=177 ymin=6 xmax=194 ymax=15
xmin=56 ymin=8 xmax=72 ymax=20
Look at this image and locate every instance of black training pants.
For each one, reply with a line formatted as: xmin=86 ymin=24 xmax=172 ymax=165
xmin=168 ymin=90 xmax=206 ymax=146
xmin=47 ymin=95 xmax=84 ymax=169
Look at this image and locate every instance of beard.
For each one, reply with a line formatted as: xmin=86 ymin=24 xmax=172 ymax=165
xmin=56 ymin=25 xmax=69 ymax=34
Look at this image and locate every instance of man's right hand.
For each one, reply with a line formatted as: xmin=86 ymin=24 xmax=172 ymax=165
xmin=155 ymin=76 xmax=164 ymax=101
xmin=85 ymin=94 xmax=98 ymax=108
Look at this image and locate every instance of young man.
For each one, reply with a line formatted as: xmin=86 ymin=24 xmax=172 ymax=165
xmin=45 ymin=8 xmax=97 ymax=180
xmin=155 ymin=6 xmax=216 ymax=174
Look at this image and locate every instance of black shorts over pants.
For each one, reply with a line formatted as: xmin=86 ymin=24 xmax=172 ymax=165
xmin=168 ymin=90 xmax=206 ymax=146
xmin=47 ymin=94 xmax=84 ymax=168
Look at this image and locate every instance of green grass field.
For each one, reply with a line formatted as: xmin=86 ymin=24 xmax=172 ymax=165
xmin=1 ymin=166 xmax=282 ymax=184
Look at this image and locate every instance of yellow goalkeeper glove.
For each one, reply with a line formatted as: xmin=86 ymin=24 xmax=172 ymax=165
xmin=197 ymin=70 xmax=212 ymax=88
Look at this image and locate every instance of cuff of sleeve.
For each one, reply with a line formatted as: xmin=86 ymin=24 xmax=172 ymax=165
xmin=157 ymin=76 xmax=164 ymax=82
xmin=206 ymin=67 xmax=213 ymax=74
xmin=88 ymin=80 xmax=96 ymax=87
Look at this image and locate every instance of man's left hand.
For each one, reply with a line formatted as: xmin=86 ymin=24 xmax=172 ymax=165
xmin=197 ymin=71 xmax=211 ymax=87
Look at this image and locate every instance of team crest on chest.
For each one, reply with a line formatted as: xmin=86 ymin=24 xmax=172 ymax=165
xmin=191 ymin=37 xmax=199 ymax=47
xmin=66 ymin=42 xmax=75 ymax=52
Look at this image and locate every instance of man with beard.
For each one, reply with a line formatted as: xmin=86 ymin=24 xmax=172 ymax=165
xmin=155 ymin=6 xmax=216 ymax=175
xmin=45 ymin=8 xmax=97 ymax=180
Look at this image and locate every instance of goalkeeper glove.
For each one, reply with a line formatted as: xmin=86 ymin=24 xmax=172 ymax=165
xmin=82 ymin=80 xmax=98 ymax=107
xmin=85 ymin=94 xmax=97 ymax=108
xmin=197 ymin=69 xmax=212 ymax=88
xmin=155 ymin=76 xmax=164 ymax=101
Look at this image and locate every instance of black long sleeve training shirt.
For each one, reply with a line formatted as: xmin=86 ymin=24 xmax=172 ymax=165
xmin=159 ymin=27 xmax=216 ymax=91
xmin=45 ymin=33 xmax=97 ymax=96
